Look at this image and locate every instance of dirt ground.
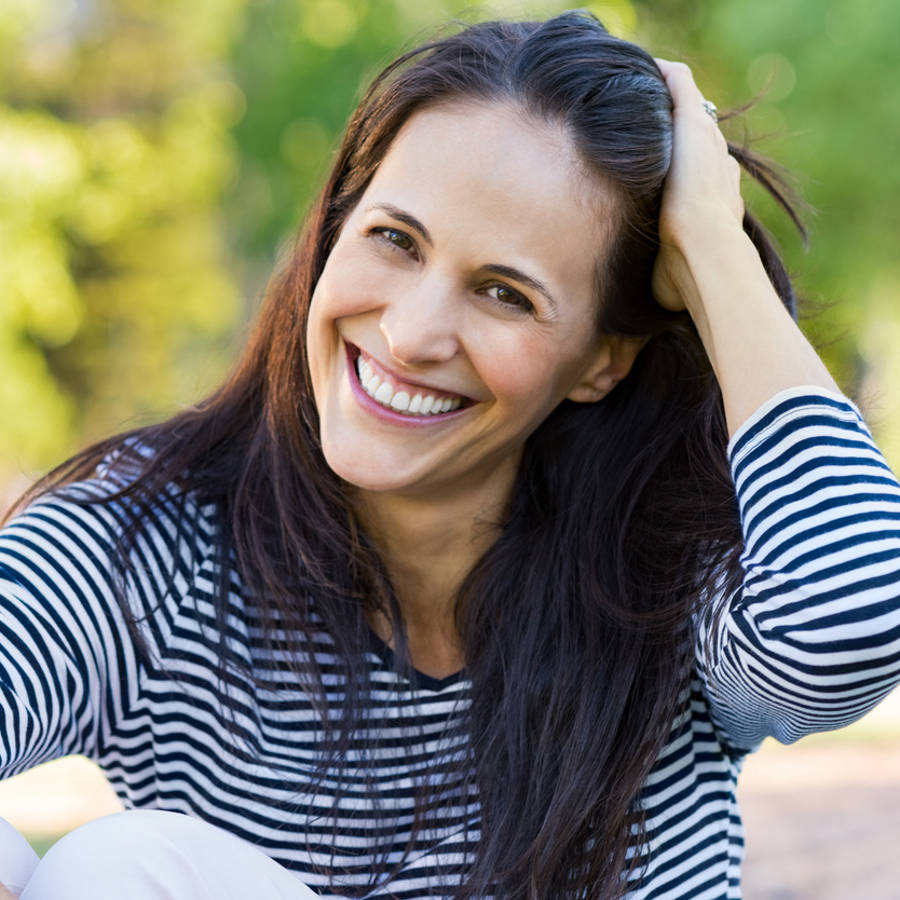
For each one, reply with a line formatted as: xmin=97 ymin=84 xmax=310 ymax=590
xmin=737 ymin=738 xmax=900 ymax=899
xmin=2 ymin=733 xmax=899 ymax=897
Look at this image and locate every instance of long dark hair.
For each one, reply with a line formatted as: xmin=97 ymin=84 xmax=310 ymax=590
xmin=15 ymin=11 xmax=805 ymax=899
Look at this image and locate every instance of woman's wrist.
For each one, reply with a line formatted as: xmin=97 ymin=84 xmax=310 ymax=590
xmin=654 ymin=217 xmax=755 ymax=326
xmin=662 ymin=202 xmax=745 ymax=252
xmin=675 ymin=222 xmax=764 ymax=316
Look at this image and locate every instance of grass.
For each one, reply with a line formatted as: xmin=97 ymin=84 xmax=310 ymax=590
xmin=25 ymin=833 xmax=66 ymax=858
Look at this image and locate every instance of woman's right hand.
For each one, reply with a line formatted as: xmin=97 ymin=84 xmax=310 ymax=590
xmin=0 ymin=881 xmax=20 ymax=899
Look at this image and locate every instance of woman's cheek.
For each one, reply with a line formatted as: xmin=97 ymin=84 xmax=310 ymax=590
xmin=478 ymin=330 xmax=553 ymax=407
xmin=321 ymin=253 xmax=392 ymax=321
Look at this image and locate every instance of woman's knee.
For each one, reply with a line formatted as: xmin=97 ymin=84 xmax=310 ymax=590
xmin=20 ymin=809 xmax=317 ymax=900
xmin=21 ymin=810 xmax=220 ymax=899
xmin=0 ymin=816 xmax=40 ymax=895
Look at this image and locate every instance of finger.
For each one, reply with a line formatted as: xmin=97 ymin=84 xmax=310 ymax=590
xmin=0 ymin=882 xmax=20 ymax=900
xmin=655 ymin=58 xmax=722 ymax=130
xmin=654 ymin=58 xmax=706 ymax=109
xmin=730 ymin=156 xmax=745 ymax=218
xmin=712 ymin=123 xmax=728 ymax=150
xmin=728 ymin=154 xmax=741 ymax=187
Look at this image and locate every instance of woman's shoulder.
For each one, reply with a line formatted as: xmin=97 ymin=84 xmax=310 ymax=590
xmin=4 ymin=436 xmax=223 ymax=575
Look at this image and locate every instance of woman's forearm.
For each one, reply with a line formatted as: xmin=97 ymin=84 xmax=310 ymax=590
xmin=675 ymin=221 xmax=842 ymax=439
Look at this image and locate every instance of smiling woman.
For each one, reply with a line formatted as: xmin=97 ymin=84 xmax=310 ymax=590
xmin=308 ymin=103 xmax=633 ymax=497
xmin=2 ymin=9 xmax=900 ymax=900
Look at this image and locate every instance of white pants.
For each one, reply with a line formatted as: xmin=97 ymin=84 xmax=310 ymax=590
xmin=0 ymin=811 xmax=320 ymax=899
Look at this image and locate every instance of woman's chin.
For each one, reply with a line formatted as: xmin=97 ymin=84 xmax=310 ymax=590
xmin=338 ymin=470 xmax=412 ymax=494
xmin=321 ymin=445 xmax=423 ymax=495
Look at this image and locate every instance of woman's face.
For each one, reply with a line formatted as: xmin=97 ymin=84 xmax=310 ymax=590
xmin=307 ymin=100 xmax=637 ymax=503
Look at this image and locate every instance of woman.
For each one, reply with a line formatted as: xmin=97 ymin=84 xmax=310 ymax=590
xmin=1 ymin=10 xmax=898 ymax=900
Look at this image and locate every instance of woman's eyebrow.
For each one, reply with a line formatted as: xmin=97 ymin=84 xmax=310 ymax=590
xmin=366 ymin=203 xmax=433 ymax=246
xmin=366 ymin=202 xmax=558 ymax=312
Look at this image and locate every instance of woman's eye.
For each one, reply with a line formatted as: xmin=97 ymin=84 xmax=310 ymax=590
xmin=484 ymin=283 xmax=533 ymax=312
xmin=371 ymin=227 xmax=416 ymax=255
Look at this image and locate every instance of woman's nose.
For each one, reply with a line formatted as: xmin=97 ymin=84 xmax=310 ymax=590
xmin=378 ymin=278 xmax=461 ymax=366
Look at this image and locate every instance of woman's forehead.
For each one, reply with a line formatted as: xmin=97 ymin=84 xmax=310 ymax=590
xmin=360 ymin=101 xmax=617 ymax=275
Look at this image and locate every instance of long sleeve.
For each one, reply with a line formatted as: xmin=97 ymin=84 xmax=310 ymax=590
xmin=0 ymin=469 xmax=201 ymax=781
xmin=0 ymin=485 xmax=134 ymax=777
xmin=696 ymin=385 xmax=900 ymax=751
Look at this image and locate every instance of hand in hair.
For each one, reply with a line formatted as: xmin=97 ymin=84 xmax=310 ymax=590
xmin=651 ymin=57 xmax=745 ymax=313
xmin=649 ymin=58 xmax=840 ymax=436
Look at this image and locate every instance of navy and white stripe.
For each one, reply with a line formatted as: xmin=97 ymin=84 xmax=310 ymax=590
xmin=2 ymin=385 xmax=899 ymax=898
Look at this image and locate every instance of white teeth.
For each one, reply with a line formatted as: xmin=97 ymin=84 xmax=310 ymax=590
xmin=374 ymin=382 xmax=393 ymax=404
xmin=354 ymin=352 xmax=465 ymax=417
xmin=389 ymin=391 xmax=410 ymax=411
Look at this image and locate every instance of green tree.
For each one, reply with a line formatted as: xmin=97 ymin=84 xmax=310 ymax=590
xmin=0 ymin=0 xmax=246 ymax=486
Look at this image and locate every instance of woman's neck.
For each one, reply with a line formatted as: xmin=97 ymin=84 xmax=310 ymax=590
xmin=353 ymin=479 xmax=510 ymax=679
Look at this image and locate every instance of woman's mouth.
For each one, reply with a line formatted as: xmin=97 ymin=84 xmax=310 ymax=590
xmin=347 ymin=344 xmax=472 ymax=419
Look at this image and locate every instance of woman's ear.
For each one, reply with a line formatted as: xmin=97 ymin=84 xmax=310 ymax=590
xmin=566 ymin=334 xmax=649 ymax=403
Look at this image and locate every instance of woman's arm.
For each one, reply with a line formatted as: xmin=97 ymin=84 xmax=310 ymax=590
xmin=0 ymin=489 xmax=128 ymax=898
xmin=696 ymin=386 xmax=900 ymax=749
xmin=653 ymin=61 xmax=900 ymax=749
xmin=0 ymin=462 xmax=188 ymax=781
xmin=0 ymin=489 xmax=126 ymax=778
xmin=651 ymin=58 xmax=842 ymax=439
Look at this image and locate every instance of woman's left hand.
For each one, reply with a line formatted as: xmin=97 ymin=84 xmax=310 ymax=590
xmin=651 ymin=58 xmax=745 ymax=312
xmin=648 ymin=58 xmax=841 ymax=438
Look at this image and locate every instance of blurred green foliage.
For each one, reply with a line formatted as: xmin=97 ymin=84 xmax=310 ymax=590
xmin=2 ymin=0 xmax=899 ymax=489
xmin=0 ymin=0 xmax=245 ymax=483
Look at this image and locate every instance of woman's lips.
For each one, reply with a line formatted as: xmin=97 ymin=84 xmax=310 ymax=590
xmin=354 ymin=346 xmax=468 ymax=404
xmin=344 ymin=342 xmax=473 ymax=423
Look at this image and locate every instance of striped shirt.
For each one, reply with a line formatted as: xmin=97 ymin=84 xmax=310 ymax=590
xmin=1 ymin=385 xmax=899 ymax=898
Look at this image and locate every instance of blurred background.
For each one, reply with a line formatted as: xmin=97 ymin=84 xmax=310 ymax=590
xmin=1 ymin=0 xmax=898 ymax=896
